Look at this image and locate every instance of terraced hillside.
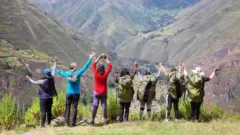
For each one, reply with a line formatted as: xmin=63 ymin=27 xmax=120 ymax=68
xmin=28 ymin=0 xmax=199 ymax=50
xmin=118 ymin=0 xmax=240 ymax=110
xmin=0 ymin=0 xmax=107 ymax=105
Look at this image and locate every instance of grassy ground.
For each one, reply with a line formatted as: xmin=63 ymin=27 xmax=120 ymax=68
xmin=2 ymin=120 xmax=240 ymax=135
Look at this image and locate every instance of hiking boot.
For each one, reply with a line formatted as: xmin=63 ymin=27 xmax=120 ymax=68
xmin=89 ymin=120 xmax=95 ymax=125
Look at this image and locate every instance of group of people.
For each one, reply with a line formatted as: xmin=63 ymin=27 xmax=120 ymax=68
xmin=26 ymin=52 xmax=216 ymax=128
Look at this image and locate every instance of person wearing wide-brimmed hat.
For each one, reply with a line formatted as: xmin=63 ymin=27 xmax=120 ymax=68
xmin=183 ymin=65 xmax=216 ymax=122
xmin=26 ymin=57 xmax=58 ymax=128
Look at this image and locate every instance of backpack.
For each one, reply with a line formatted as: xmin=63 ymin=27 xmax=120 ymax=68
xmin=187 ymin=73 xmax=203 ymax=99
xmin=137 ymin=75 xmax=157 ymax=103
xmin=67 ymin=71 xmax=78 ymax=82
xmin=168 ymin=71 xmax=185 ymax=99
xmin=118 ymin=75 xmax=133 ymax=94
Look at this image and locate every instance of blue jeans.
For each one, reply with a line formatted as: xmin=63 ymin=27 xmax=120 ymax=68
xmin=92 ymin=91 xmax=107 ymax=119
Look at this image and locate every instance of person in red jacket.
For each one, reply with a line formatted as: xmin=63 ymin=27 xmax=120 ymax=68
xmin=90 ymin=54 xmax=112 ymax=125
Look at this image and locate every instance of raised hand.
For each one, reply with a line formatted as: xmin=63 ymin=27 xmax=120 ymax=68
xmin=54 ymin=56 xmax=58 ymax=62
xmin=90 ymin=52 xmax=96 ymax=59
xmin=26 ymin=76 xmax=30 ymax=80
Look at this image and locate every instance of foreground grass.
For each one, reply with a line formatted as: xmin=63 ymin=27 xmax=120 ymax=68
xmin=2 ymin=121 xmax=240 ymax=135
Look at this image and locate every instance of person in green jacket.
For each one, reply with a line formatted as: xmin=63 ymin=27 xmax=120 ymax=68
xmin=160 ymin=63 xmax=185 ymax=122
xmin=136 ymin=63 xmax=161 ymax=120
xmin=183 ymin=66 xmax=216 ymax=122
xmin=114 ymin=62 xmax=138 ymax=122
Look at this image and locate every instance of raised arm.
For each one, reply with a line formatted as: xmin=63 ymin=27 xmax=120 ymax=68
xmin=183 ymin=64 xmax=188 ymax=76
xmin=209 ymin=68 xmax=217 ymax=80
xmin=51 ymin=57 xmax=57 ymax=77
xmin=137 ymin=71 xmax=143 ymax=81
xmin=26 ymin=76 xmax=45 ymax=85
xmin=114 ymin=72 xmax=119 ymax=83
xmin=103 ymin=58 xmax=112 ymax=78
xmin=56 ymin=69 xmax=68 ymax=77
xmin=131 ymin=61 xmax=138 ymax=79
xmin=159 ymin=63 xmax=168 ymax=76
xmin=155 ymin=64 xmax=161 ymax=78
xmin=24 ymin=63 xmax=40 ymax=78
xmin=78 ymin=53 xmax=95 ymax=75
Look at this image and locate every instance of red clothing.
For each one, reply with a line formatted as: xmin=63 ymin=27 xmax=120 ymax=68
xmin=93 ymin=61 xmax=112 ymax=94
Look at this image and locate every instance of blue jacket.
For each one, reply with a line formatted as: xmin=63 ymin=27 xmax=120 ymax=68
xmin=56 ymin=58 xmax=92 ymax=94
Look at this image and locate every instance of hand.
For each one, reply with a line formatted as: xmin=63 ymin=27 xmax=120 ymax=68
xmin=54 ymin=56 xmax=58 ymax=62
xmin=159 ymin=63 xmax=163 ymax=67
xmin=103 ymin=54 xmax=107 ymax=59
xmin=24 ymin=63 xmax=29 ymax=68
xmin=134 ymin=61 xmax=138 ymax=67
xmin=90 ymin=52 xmax=96 ymax=59
xmin=26 ymin=76 xmax=30 ymax=80
xmin=214 ymin=68 xmax=217 ymax=72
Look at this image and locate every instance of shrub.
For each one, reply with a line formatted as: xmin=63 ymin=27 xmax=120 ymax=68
xmin=107 ymin=91 xmax=120 ymax=122
xmin=77 ymin=104 xmax=91 ymax=120
xmin=0 ymin=94 xmax=22 ymax=130
xmin=179 ymin=99 xmax=191 ymax=119
xmin=24 ymin=97 xmax=40 ymax=126
xmin=151 ymin=104 xmax=166 ymax=121
xmin=52 ymin=90 xmax=66 ymax=118
xmin=211 ymin=106 xmax=224 ymax=119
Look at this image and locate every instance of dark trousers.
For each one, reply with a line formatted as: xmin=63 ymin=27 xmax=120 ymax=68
xmin=119 ymin=102 xmax=131 ymax=122
xmin=92 ymin=91 xmax=107 ymax=120
xmin=166 ymin=94 xmax=179 ymax=119
xmin=190 ymin=102 xmax=202 ymax=121
xmin=65 ymin=94 xmax=80 ymax=126
xmin=40 ymin=98 xmax=53 ymax=127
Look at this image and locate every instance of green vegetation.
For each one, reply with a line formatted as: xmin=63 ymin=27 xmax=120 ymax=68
xmin=0 ymin=94 xmax=23 ymax=130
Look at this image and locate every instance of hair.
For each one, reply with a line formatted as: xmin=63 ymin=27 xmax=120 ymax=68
xmin=69 ymin=62 xmax=77 ymax=70
xmin=97 ymin=64 xmax=105 ymax=75
xmin=144 ymin=71 xmax=151 ymax=75
xmin=171 ymin=67 xmax=177 ymax=72
xmin=120 ymin=68 xmax=130 ymax=77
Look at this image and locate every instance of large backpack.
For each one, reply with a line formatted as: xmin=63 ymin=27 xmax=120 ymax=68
xmin=137 ymin=75 xmax=157 ymax=103
xmin=117 ymin=75 xmax=133 ymax=102
xmin=186 ymin=73 xmax=203 ymax=99
xmin=168 ymin=71 xmax=185 ymax=99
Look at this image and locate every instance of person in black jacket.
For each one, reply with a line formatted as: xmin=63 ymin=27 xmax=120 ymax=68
xmin=26 ymin=57 xmax=58 ymax=128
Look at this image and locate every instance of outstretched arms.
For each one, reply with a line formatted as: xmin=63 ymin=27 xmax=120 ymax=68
xmin=209 ymin=68 xmax=217 ymax=80
xmin=103 ymin=56 xmax=112 ymax=78
xmin=159 ymin=63 xmax=168 ymax=76
xmin=26 ymin=76 xmax=45 ymax=85
xmin=78 ymin=52 xmax=95 ymax=75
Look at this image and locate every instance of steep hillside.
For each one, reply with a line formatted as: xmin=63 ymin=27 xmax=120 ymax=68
xmin=0 ymin=0 xmax=107 ymax=105
xmin=27 ymin=0 xmax=199 ymax=50
xmin=119 ymin=0 xmax=240 ymax=109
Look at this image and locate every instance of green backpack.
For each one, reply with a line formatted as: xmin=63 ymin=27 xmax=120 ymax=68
xmin=137 ymin=75 xmax=157 ymax=103
xmin=118 ymin=75 xmax=134 ymax=102
xmin=168 ymin=71 xmax=186 ymax=99
xmin=187 ymin=73 xmax=203 ymax=99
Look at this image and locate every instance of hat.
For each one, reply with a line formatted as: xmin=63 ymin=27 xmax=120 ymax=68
xmin=43 ymin=68 xmax=51 ymax=77
xmin=192 ymin=67 xmax=202 ymax=74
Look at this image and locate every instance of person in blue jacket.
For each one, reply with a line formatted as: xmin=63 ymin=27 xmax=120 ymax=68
xmin=56 ymin=52 xmax=95 ymax=127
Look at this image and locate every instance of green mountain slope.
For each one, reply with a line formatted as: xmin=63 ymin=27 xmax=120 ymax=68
xmin=0 ymin=0 xmax=107 ymax=105
xmin=27 ymin=0 xmax=198 ymax=50
xmin=119 ymin=0 xmax=240 ymax=109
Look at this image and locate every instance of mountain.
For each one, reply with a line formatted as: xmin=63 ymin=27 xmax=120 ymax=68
xmin=27 ymin=0 xmax=199 ymax=50
xmin=119 ymin=0 xmax=240 ymax=109
xmin=0 ymin=0 xmax=107 ymax=106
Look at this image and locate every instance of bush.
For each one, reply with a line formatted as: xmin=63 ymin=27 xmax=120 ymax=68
xmin=151 ymin=104 xmax=166 ymax=121
xmin=179 ymin=99 xmax=191 ymax=119
xmin=52 ymin=90 xmax=66 ymax=118
xmin=77 ymin=104 xmax=91 ymax=120
xmin=211 ymin=106 xmax=224 ymax=119
xmin=0 ymin=94 xmax=22 ymax=130
xmin=24 ymin=98 xmax=40 ymax=126
xmin=107 ymin=91 xmax=120 ymax=122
